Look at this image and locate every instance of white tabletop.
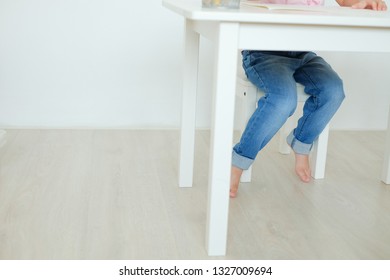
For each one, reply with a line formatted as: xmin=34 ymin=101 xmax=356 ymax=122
xmin=163 ymin=0 xmax=390 ymax=27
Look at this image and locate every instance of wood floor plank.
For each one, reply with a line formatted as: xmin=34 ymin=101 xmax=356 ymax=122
xmin=0 ymin=129 xmax=389 ymax=259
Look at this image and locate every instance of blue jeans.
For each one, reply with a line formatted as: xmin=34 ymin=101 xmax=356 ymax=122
xmin=232 ymin=51 xmax=345 ymax=170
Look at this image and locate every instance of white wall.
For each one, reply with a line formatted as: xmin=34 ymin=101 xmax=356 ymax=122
xmin=1 ymin=0 xmax=390 ymax=130
xmin=0 ymin=0 xmax=184 ymax=128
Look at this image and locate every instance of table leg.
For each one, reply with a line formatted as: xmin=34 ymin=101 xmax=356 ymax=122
xmin=0 ymin=130 xmax=6 ymax=147
xmin=179 ymin=19 xmax=200 ymax=188
xmin=381 ymin=105 xmax=390 ymax=184
xmin=206 ymin=22 xmax=239 ymax=256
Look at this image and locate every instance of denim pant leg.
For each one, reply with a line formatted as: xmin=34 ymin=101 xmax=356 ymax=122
xmin=287 ymin=52 xmax=345 ymax=154
xmin=232 ymin=51 xmax=301 ymax=170
xmin=232 ymin=51 xmax=345 ymax=170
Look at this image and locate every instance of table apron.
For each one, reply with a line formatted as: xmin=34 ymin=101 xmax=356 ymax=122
xmin=239 ymin=23 xmax=390 ymax=52
xmin=192 ymin=21 xmax=390 ymax=53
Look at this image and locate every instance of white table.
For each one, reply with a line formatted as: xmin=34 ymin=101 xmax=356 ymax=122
xmin=162 ymin=0 xmax=390 ymax=256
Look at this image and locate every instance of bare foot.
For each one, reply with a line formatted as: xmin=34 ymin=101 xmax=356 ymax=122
xmin=294 ymin=153 xmax=311 ymax=183
xmin=230 ymin=166 xmax=243 ymax=198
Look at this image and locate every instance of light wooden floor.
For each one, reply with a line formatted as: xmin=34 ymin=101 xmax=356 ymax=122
xmin=0 ymin=129 xmax=389 ymax=260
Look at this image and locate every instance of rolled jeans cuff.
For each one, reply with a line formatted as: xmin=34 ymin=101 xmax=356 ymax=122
xmin=286 ymin=131 xmax=312 ymax=155
xmin=232 ymin=150 xmax=254 ymax=170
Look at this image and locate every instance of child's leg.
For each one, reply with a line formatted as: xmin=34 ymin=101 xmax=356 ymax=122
xmin=288 ymin=53 xmax=345 ymax=181
xmin=230 ymin=166 xmax=243 ymax=198
xmin=292 ymin=53 xmax=345 ymax=147
xmin=231 ymin=51 xmax=300 ymax=196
